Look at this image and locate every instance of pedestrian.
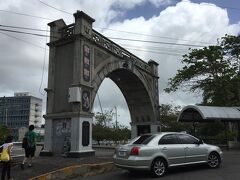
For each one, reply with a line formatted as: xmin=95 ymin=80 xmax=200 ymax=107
xmin=21 ymin=125 xmax=37 ymax=169
xmin=0 ymin=135 xmax=13 ymax=180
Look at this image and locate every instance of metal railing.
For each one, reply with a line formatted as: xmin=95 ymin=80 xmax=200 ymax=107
xmin=59 ymin=24 xmax=152 ymax=74
xmin=61 ymin=23 xmax=75 ymax=38
xmin=92 ymin=29 xmax=152 ymax=73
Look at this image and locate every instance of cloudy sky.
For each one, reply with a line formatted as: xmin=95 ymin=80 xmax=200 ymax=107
xmin=0 ymin=0 xmax=240 ymax=127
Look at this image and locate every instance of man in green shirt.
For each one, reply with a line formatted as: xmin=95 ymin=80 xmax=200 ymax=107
xmin=21 ymin=125 xmax=37 ymax=169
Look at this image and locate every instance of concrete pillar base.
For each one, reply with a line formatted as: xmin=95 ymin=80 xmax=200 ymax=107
xmin=131 ymin=123 xmax=161 ymax=138
xmin=39 ymin=150 xmax=53 ymax=156
xmin=67 ymin=150 xmax=95 ymax=158
xmin=151 ymin=124 xmax=161 ymax=134
xmin=131 ymin=125 xmax=137 ymax=138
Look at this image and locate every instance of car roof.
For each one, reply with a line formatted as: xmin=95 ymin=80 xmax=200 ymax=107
xmin=141 ymin=132 xmax=188 ymax=136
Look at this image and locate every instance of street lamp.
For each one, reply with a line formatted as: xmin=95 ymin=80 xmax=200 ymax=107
xmin=113 ymin=106 xmax=120 ymax=129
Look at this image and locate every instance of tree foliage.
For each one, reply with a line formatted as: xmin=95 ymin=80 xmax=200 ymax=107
xmin=160 ymin=104 xmax=192 ymax=132
xmin=0 ymin=125 xmax=10 ymax=145
xmin=94 ymin=111 xmax=113 ymax=127
xmin=165 ymin=35 xmax=240 ymax=106
xmin=92 ymin=124 xmax=111 ymax=144
xmin=93 ymin=111 xmax=131 ymax=145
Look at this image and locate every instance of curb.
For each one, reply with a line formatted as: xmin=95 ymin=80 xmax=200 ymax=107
xmin=29 ymin=162 xmax=118 ymax=180
xmin=93 ymin=146 xmax=115 ymax=149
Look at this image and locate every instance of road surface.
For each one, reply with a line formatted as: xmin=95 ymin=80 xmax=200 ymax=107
xmin=75 ymin=150 xmax=240 ymax=180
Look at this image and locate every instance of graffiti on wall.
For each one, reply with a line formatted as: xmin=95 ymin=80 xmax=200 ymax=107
xmin=55 ymin=120 xmax=71 ymax=136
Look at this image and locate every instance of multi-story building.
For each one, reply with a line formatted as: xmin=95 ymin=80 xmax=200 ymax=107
xmin=0 ymin=92 xmax=42 ymax=137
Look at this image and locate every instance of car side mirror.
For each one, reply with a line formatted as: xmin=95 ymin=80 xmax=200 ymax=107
xmin=197 ymin=139 xmax=203 ymax=145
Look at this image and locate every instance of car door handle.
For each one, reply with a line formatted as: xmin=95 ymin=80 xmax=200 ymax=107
xmin=162 ymin=147 xmax=167 ymax=150
xmin=184 ymin=147 xmax=189 ymax=150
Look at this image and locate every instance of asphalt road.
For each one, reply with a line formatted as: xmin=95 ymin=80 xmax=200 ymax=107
xmin=77 ymin=150 xmax=240 ymax=180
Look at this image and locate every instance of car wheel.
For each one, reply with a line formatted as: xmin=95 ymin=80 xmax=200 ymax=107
xmin=207 ymin=152 xmax=220 ymax=168
xmin=151 ymin=158 xmax=167 ymax=177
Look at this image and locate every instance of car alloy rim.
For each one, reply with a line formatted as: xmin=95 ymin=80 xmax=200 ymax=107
xmin=208 ymin=154 xmax=219 ymax=167
xmin=154 ymin=160 xmax=165 ymax=176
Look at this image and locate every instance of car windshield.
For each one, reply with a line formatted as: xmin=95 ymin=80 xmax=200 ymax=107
xmin=132 ymin=135 xmax=155 ymax=145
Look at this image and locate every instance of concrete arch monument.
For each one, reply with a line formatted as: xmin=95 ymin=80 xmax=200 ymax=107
xmin=42 ymin=11 xmax=160 ymax=157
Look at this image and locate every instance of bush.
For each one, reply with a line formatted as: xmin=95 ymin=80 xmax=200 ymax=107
xmin=0 ymin=125 xmax=10 ymax=144
xmin=214 ymin=131 xmax=237 ymax=144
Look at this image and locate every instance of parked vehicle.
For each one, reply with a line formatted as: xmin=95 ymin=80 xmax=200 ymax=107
xmin=113 ymin=132 xmax=223 ymax=177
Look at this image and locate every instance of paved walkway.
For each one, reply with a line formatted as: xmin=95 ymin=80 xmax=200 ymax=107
xmin=5 ymin=148 xmax=114 ymax=180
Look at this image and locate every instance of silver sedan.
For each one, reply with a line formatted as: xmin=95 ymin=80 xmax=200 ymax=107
xmin=113 ymin=132 xmax=223 ymax=177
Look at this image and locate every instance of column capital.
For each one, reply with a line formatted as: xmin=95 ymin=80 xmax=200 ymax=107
xmin=73 ymin=11 xmax=95 ymax=23
xmin=73 ymin=11 xmax=95 ymax=36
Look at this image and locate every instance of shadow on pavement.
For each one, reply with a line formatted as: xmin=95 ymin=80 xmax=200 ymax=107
xmin=117 ymin=164 xmax=210 ymax=179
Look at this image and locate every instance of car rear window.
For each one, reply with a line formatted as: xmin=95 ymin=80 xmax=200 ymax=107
xmin=133 ymin=135 xmax=155 ymax=145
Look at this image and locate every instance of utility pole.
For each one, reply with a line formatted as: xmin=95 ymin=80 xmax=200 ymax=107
xmin=237 ymin=64 xmax=240 ymax=141
xmin=5 ymin=108 xmax=8 ymax=126
xmin=238 ymin=62 xmax=240 ymax=102
xmin=115 ymin=106 xmax=118 ymax=129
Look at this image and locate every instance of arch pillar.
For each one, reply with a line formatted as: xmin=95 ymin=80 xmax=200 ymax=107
xmin=130 ymin=60 xmax=161 ymax=137
xmin=41 ymin=11 xmax=96 ymax=157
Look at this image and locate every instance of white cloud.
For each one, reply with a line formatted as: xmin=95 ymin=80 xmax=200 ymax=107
xmin=109 ymin=0 xmax=174 ymax=10
xmin=227 ymin=22 xmax=240 ymax=35
xmin=149 ymin=0 xmax=173 ymax=7
xmin=103 ymin=0 xmax=240 ymax=82
xmin=112 ymin=0 xmax=146 ymax=9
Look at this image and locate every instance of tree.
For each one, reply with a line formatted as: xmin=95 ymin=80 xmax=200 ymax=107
xmin=160 ymin=104 xmax=191 ymax=132
xmin=94 ymin=110 xmax=113 ymax=127
xmin=93 ymin=111 xmax=131 ymax=145
xmin=165 ymin=35 xmax=240 ymax=106
xmin=0 ymin=125 xmax=9 ymax=145
xmin=111 ymin=125 xmax=131 ymax=143
xmin=92 ymin=124 xmax=110 ymax=145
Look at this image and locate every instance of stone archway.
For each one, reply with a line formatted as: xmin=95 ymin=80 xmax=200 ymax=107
xmin=92 ymin=62 xmax=159 ymax=137
xmin=41 ymin=11 xmax=160 ymax=157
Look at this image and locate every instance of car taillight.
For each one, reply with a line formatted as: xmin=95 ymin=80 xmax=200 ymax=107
xmin=130 ymin=147 xmax=140 ymax=155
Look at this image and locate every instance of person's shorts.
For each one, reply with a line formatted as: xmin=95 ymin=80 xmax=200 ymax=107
xmin=25 ymin=146 xmax=36 ymax=157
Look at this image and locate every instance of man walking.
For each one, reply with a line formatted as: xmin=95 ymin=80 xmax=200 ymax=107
xmin=21 ymin=125 xmax=37 ymax=169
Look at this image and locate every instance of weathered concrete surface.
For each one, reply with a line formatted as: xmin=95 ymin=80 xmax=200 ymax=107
xmin=9 ymin=148 xmax=115 ymax=180
xmin=29 ymin=162 xmax=117 ymax=180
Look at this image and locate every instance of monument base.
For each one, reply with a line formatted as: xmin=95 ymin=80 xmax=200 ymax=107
xmin=39 ymin=150 xmax=53 ymax=156
xmin=67 ymin=150 xmax=95 ymax=158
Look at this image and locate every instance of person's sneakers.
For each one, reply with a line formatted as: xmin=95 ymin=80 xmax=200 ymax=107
xmin=20 ymin=163 xmax=24 ymax=170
